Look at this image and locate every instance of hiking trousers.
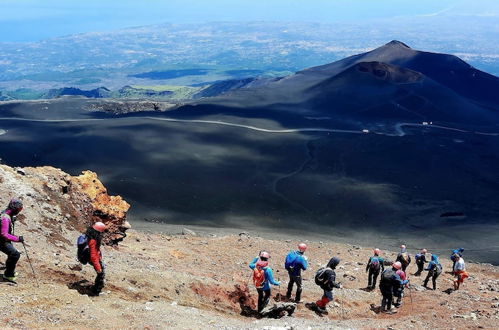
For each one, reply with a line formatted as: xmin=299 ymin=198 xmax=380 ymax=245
xmin=424 ymin=271 xmax=440 ymax=290
xmin=286 ymin=274 xmax=302 ymax=301
xmin=416 ymin=260 xmax=424 ymax=275
xmin=316 ymin=289 xmax=333 ymax=308
xmin=257 ymin=288 xmax=271 ymax=313
xmin=380 ymin=290 xmax=393 ymax=311
xmin=368 ymin=269 xmax=380 ymax=288
xmin=93 ymin=261 xmax=106 ymax=293
xmin=0 ymin=241 xmax=20 ymax=277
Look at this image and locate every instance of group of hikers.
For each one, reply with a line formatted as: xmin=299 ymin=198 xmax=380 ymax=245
xmin=1 ymin=198 xmax=107 ymax=294
xmin=1 ymin=197 xmax=470 ymax=315
xmin=249 ymin=243 xmax=469 ymax=315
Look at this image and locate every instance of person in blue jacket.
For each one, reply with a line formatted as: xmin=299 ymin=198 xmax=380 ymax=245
xmin=249 ymin=251 xmax=280 ymax=313
xmin=424 ymin=254 xmax=443 ymax=290
xmin=285 ymin=243 xmax=308 ymax=302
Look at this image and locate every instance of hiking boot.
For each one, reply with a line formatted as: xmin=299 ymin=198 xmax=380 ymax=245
xmin=295 ymin=299 xmax=303 ymax=304
xmin=2 ymin=274 xmax=17 ymax=283
xmin=316 ymin=305 xmax=327 ymax=314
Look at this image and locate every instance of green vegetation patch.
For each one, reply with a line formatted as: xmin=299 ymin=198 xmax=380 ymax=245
xmin=129 ymin=85 xmax=202 ymax=99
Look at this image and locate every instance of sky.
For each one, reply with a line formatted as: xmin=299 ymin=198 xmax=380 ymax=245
xmin=2 ymin=0 xmax=497 ymax=42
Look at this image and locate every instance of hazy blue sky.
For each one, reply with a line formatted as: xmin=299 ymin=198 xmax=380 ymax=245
xmin=0 ymin=0 xmax=498 ymax=42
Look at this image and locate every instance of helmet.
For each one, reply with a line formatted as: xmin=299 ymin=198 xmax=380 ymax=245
xmin=260 ymin=251 xmax=270 ymax=259
xmin=92 ymin=222 xmax=106 ymax=232
xmin=373 ymin=248 xmax=381 ymax=255
xmin=298 ymin=243 xmax=307 ymax=252
xmin=8 ymin=198 xmax=23 ymax=212
xmin=421 ymin=248 xmax=427 ymax=254
xmin=393 ymin=261 xmax=402 ymax=270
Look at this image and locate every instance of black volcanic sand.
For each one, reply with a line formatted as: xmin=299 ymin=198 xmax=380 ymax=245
xmin=1 ymin=99 xmax=499 ymax=264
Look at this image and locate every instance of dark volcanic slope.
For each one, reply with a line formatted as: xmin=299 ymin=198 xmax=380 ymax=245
xmin=198 ymin=41 xmax=499 ymax=123
xmin=299 ymin=40 xmax=499 ymax=108
xmin=2 ymin=42 xmax=499 ymax=263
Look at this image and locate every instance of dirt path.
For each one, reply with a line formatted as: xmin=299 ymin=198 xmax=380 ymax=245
xmin=1 ymin=230 xmax=497 ymax=329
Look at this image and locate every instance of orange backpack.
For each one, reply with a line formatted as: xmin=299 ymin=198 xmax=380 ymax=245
xmin=253 ymin=266 xmax=266 ymax=288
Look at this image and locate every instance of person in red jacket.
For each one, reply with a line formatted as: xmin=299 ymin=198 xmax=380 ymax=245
xmin=86 ymin=221 xmax=106 ymax=294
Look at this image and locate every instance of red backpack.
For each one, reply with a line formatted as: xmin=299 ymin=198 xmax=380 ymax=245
xmin=253 ymin=265 xmax=266 ymax=288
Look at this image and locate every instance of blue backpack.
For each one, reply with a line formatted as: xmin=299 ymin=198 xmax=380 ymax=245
xmin=285 ymin=251 xmax=298 ymax=270
xmin=370 ymin=256 xmax=381 ymax=271
xmin=76 ymin=234 xmax=90 ymax=264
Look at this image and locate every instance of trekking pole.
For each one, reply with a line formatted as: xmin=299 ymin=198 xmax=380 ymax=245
xmin=276 ymin=276 xmax=282 ymax=301
xmin=22 ymin=242 xmax=39 ymax=287
xmin=408 ymin=285 xmax=414 ymax=312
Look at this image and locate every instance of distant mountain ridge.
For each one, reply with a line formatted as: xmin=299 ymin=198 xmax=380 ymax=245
xmin=190 ymin=41 xmax=499 ymax=126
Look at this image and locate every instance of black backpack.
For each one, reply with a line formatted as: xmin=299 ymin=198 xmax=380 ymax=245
xmin=315 ymin=267 xmax=331 ymax=286
xmin=380 ymin=268 xmax=395 ymax=285
xmin=76 ymin=234 xmax=90 ymax=264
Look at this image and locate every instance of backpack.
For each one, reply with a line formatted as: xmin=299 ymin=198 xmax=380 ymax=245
xmin=380 ymin=269 xmax=396 ymax=285
xmin=253 ymin=266 xmax=266 ymax=289
xmin=400 ymin=252 xmax=409 ymax=265
xmin=435 ymin=263 xmax=443 ymax=275
xmin=285 ymin=251 xmax=298 ymax=271
xmin=76 ymin=234 xmax=90 ymax=264
xmin=370 ymin=256 xmax=381 ymax=271
xmin=315 ymin=267 xmax=331 ymax=286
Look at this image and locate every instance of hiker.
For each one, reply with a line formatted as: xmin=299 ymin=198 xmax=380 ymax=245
xmin=394 ymin=265 xmax=408 ymax=307
xmin=365 ymin=248 xmax=384 ymax=289
xmin=396 ymin=244 xmax=411 ymax=272
xmin=450 ymin=248 xmax=464 ymax=273
xmin=0 ymin=198 xmax=24 ymax=282
xmin=284 ymin=243 xmax=308 ymax=303
xmin=379 ymin=261 xmax=408 ymax=313
xmin=452 ymin=255 xmax=468 ymax=290
xmin=249 ymin=251 xmax=280 ymax=313
xmin=414 ymin=249 xmax=428 ymax=276
xmin=85 ymin=222 xmax=107 ymax=294
xmin=423 ymin=254 xmax=443 ymax=290
xmin=312 ymin=257 xmax=342 ymax=314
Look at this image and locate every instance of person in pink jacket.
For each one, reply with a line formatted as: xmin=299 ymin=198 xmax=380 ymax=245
xmin=0 ymin=198 xmax=24 ymax=282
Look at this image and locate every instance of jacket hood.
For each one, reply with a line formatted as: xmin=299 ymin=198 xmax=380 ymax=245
xmin=326 ymin=257 xmax=340 ymax=269
xmin=256 ymin=260 xmax=269 ymax=269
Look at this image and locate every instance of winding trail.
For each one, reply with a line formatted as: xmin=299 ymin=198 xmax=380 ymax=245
xmin=392 ymin=122 xmax=495 ymax=137
xmin=271 ymin=139 xmax=317 ymax=212
xmin=0 ymin=116 xmax=363 ymax=135
xmin=0 ymin=116 xmax=498 ymax=137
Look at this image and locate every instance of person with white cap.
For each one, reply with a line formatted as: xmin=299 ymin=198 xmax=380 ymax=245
xmin=396 ymin=244 xmax=411 ymax=272
xmin=249 ymin=250 xmax=280 ymax=313
xmin=284 ymin=243 xmax=308 ymax=302
xmin=414 ymin=248 xmax=428 ymax=276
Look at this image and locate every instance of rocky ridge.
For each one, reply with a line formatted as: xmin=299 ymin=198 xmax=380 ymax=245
xmin=0 ymin=164 xmax=497 ymax=329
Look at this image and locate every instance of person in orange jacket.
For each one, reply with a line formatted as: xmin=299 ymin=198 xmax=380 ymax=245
xmin=86 ymin=222 xmax=106 ymax=294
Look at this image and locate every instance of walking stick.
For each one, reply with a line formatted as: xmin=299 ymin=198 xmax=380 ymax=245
xmin=276 ymin=276 xmax=282 ymax=301
xmin=408 ymin=285 xmax=414 ymax=312
xmin=22 ymin=242 xmax=39 ymax=287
